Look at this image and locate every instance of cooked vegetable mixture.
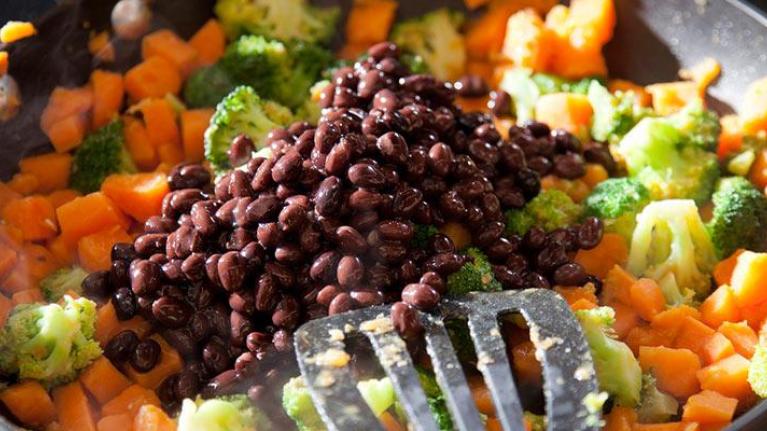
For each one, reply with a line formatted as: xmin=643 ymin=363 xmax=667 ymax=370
xmin=1 ymin=0 xmax=767 ymax=430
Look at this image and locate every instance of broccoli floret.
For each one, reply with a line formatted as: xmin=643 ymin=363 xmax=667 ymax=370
xmin=70 ymin=120 xmax=135 ymax=194
xmin=0 ymin=296 xmax=101 ymax=387
xmin=40 ymin=266 xmax=88 ymax=302
xmin=391 ymin=9 xmax=467 ymax=81
xmin=204 ymin=86 xmax=293 ymax=173
xmin=628 ymin=200 xmax=717 ymax=301
xmin=706 ymin=177 xmax=767 ymax=258
xmin=749 ymin=342 xmax=767 ymax=398
xmin=505 ymin=189 xmax=583 ymax=236
xmin=588 ymin=81 xmax=649 ymax=144
xmin=576 ymin=306 xmax=642 ymax=407
xmin=667 ymin=100 xmax=721 ymax=152
xmin=178 ymin=395 xmax=266 ymax=431
xmin=636 ymin=374 xmax=679 ymax=423
xmin=214 ymin=0 xmax=340 ymax=44
xmin=417 ymin=369 xmax=454 ymax=431
xmin=584 ymin=178 xmax=651 ymax=241
xmin=445 ymin=319 xmax=476 ymax=363
xmin=446 ymin=248 xmax=502 ymax=296
xmin=411 ymin=224 xmax=440 ymax=250
xmin=184 ymin=64 xmax=235 ymax=108
xmin=616 ymin=117 xmax=720 ymax=204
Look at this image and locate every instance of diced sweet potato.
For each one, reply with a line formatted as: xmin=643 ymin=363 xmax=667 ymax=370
xmin=78 ymin=225 xmax=132 ymax=272
xmin=79 ymin=357 xmax=133 ymax=405
xmin=101 ymin=385 xmax=161 ymax=417
xmin=56 ymin=192 xmax=130 ymax=246
xmin=142 ymin=29 xmax=198 ymax=77
xmin=101 ymin=172 xmax=169 ymax=223
xmin=91 ymin=70 xmax=125 ymax=129
xmin=0 ymin=380 xmax=56 ymax=428
xmin=188 ymin=19 xmax=226 ymax=68
xmin=52 ymin=381 xmax=97 ymax=431
xmin=181 ymin=109 xmax=214 ymax=163
xmin=2 ymin=195 xmax=58 ymax=241
xmin=124 ymin=57 xmax=182 ymax=101
xmin=18 ymin=152 xmax=72 ymax=193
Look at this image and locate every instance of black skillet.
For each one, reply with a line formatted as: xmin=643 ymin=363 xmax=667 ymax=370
xmin=1 ymin=0 xmax=767 ymax=429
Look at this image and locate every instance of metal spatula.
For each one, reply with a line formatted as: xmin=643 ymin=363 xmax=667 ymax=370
xmin=294 ymin=288 xmax=600 ymax=431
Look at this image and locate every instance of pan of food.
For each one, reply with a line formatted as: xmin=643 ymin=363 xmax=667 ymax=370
xmin=1 ymin=0 xmax=767 ymax=430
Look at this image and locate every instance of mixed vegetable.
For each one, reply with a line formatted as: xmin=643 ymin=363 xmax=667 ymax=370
xmin=1 ymin=0 xmax=767 ymax=430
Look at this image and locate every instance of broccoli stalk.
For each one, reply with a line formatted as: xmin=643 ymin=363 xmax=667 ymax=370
xmin=583 ymin=178 xmax=651 ymax=242
xmin=214 ymin=0 xmax=340 ymax=44
xmin=177 ymin=395 xmax=267 ymax=431
xmin=576 ymin=307 xmax=642 ymax=407
xmin=588 ymin=81 xmax=649 ymax=144
xmin=183 ymin=64 xmax=235 ymax=109
xmin=204 ymin=85 xmax=293 ymax=173
xmin=0 ymin=296 xmax=101 ymax=387
xmin=391 ymin=9 xmax=467 ymax=81
xmin=446 ymin=248 xmax=502 ymax=296
xmin=636 ymin=373 xmax=679 ymax=423
xmin=39 ymin=266 xmax=89 ymax=302
xmin=706 ymin=177 xmax=767 ymax=258
xmin=628 ymin=200 xmax=718 ymax=302
xmin=505 ymin=189 xmax=583 ymax=236
xmin=70 ymin=120 xmax=135 ymax=194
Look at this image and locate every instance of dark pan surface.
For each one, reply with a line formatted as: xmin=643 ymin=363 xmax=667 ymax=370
xmin=1 ymin=1 xmax=767 ymax=430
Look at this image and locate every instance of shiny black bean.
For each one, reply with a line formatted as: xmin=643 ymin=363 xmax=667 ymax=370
xmin=131 ymin=339 xmax=161 ymax=372
xmin=104 ymin=330 xmax=139 ymax=362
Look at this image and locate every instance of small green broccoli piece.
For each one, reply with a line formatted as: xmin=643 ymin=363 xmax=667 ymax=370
xmin=70 ymin=120 xmax=135 ymax=194
xmin=636 ymin=374 xmax=679 ymax=423
xmin=214 ymin=0 xmax=340 ymax=44
xmin=706 ymin=177 xmax=767 ymax=258
xmin=667 ymin=100 xmax=721 ymax=152
xmin=748 ymin=342 xmax=767 ymax=398
xmin=411 ymin=224 xmax=440 ymax=250
xmin=505 ymin=189 xmax=583 ymax=236
xmin=446 ymin=248 xmax=502 ymax=296
xmin=417 ymin=369 xmax=454 ymax=431
xmin=183 ymin=64 xmax=235 ymax=108
xmin=584 ymin=178 xmax=651 ymax=241
xmin=628 ymin=200 xmax=718 ymax=301
xmin=391 ymin=9 xmax=466 ymax=81
xmin=445 ymin=319 xmax=476 ymax=363
xmin=588 ymin=81 xmax=649 ymax=144
xmin=40 ymin=266 xmax=88 ymax=302
xmin=204 ymin=85 xmax=293 ymax=173
xmin=0 ymin=296 xmax=101 ymax=387
xmin=178 ymin=395 xmax=266 ymax=431
xmin=616 ymin=117 xmax=720 ymax=204
xmin=576 ymin=306 xmax=642 ymax=407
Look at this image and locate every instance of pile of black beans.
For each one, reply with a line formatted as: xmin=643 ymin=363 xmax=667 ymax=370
xmin=93 ymin=42 xmax=605 ymax=411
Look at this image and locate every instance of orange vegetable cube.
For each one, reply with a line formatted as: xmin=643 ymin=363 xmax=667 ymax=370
xmin=78 ymin=225 xmax=132 ymax=272
xmin=511 ymin=340 xmax=543 ymax=384
xmin=730 ymin=251 xmax=767 ymax=308
xmin=40 ymin=86 xmax=93 ymax=132
xmin=48 ymin=189 xmax=81 ymax=209
xmin=11 ymin=288 xmax=44 ymax=306
xmin=697 ymin=354 xmax=754 ymax=402
xmin=602 ymin=265 xmax=636 ymax=305
xmin=188 ymin=19 xmax=226 ymax=67
xmin=97 ymin=414 xmax=133 ymax=431
xmin=18 ymin=152 xmax=72 ymax=193
xmin=718 ymin=321 xmax=758 ymax=359
xmin=134 ymin=404 xmax=176 ymax=431
xmin=52 ymin=381 xmax=97 ymax=431
xmin=748 ymin=148 xmax=767 ymax=190
xmin=346 ymin=0 xmax=399 ymax=45
xmin=630 ymin=278 xmax=666 ymax=321
xmin=0 ymin=380 xmax=56 ymax=428
xmin=124 ymin=116 xmax=159 ymax=171
xmin=502 ymin=9 xmax=554 ymax=71
xmin=125 ymin=336 xmax=183 ymax=389
xmin=574 ymin=233 xmax=629 ymax=279
xmin=651 ymin=306 xmax=703 ymax=340
xmin=7 ymin=173 xmax=39 ymax=195
xmin=603 ymin=405 xmax=637 ymax=431
xmin=142 ymin=29 xmax=198 ymax=77
xmin=713 ymin=249 xmax=745 ymax=287
xmin=0 ymin=51 xmax=8 ymax=75
xmin=0 ymin=183 xmax=21 ymax=213
xmin=682 ymin=390 xmax=738 ymax=424
xmin=90 ymin=70 xmax=125 ymax=129
xmin=701 ymin=333 xmax=736 ymax=365
xmin=534 ymin=92 xmax=593 ymax=136
xmin=700 ymin=285 xmax=742 ymax=329
xmin=0 ymin=21 xmax=36 ymax=43
xmin=0 ymin=248 xmax=15 ymax=282
xmin=2 ymin=196 xmax=58 ymax=241
xmin=610 ymin=301 xmax=641 ymax=339
xmin=95 ymin=302 xmax=151 ymax=346
xmin=138 ymin=98 xmax=180 ymax=148
xmin=124 ymin=56 xmax=182 ymax=101
xmin=181 ymin=109 xmax=214 ymax=163
xmin=625 ymin=326 xmax=672 ymax=356
xmin=48 ymin=235 xmax=77 ymax=266
xmin=639 ymin=346 xmax=702 ymax=399
xmin=101 ymin=172 xmax=169 ymax=223
xmin=567 ymin=0 xmax=616 ymax=50
xmin=56 ymin=192 xmax=130 ymax=246
xmin=80 ymin=357 xmax=132 ymax=405
xmin=673 ymin=316 xmax=716 ymax=358
xmin=101 ymin=385 xmax=160 ymax=417
xmin=646 ymin=81 xmax=703 ymax=116
xmin=47 ymin=115 xmax=89 ymax=153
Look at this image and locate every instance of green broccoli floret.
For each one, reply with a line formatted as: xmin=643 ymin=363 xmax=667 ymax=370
xmin=417 ymin=369 xmax=454 ymax=431
xmin=588 ymin=81 xmax=649 ymax=144
xmin=584 ymin=178 xmax=651 ymax=241
xmin=282 ymin=376 xmax=397 ymax=431
xmin=178 ymin=395 xmax=267 ymax=431
xmin=0 ymin=296 xmax=101 ymax=387
xmin=204 ymin=85 xmax=293 ymax=173
xmin=616 ymin=117 xmax=720 ymax=204
xmin=505 ymin=189 xmax=583 ymax=236
xmin=445 ymin=319 xmax=476 ymax=363
xmin=628 ymin=200 xmax=718 ymax=302
xmin=748 ymin=342 xmax=767 ymax=398
xmin=214 ymin=0 xmax=340 ymax=44
xmin=70 ymin=120 xmax=135 ymax=194
xmin=411 ymin=224 xmax=440 ymax=250
xmin=636 ymin=374 xmax=679 ymax=423
xmin=446 ymin=248 xmax=502 ymax=296
xmin=706 ymin=177 xmax=767 ymax=258
xmin=184 ymin=64 xmax=235 ymax=108
xmin=40 ymin=266 xmax=88 ymax=302
xmin=401 ymin=53 xmax=429 ymax=75
xmin=576 ymin=306 xmax=642 ymax=407
xmin=667 ymin=100 xmax=721 ymax=152
xmin=391 ymin=9 xmax=467 ymax=81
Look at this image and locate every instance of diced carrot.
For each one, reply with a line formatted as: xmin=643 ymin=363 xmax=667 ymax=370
xmin=21 ymin=243 xmax=60 ymax=283
xmin=48 ymin=189 xmax=81 ymax=209
xmin=718 ymin=321 xmax=758 ymax=359
xmin=713 ymin=250 xmax=745 ymax=287
xmin=566 ymin=0 xmax=616 ymax=51
xmin=748 ymin=148 xmax=767 ymax=190
xmin=0 ymin=271 xmax=30 ymax=296
xmin=0 ymin=248 xmax=17 ymax=283
xmin=680 ymin=58 xmax=721 ymax=94
xmin=41 ymin=86 xmax=93 ymax=133
xmin=7 ymin=173 xmax=39 ymax=195
xmin=346 ymin=0 xmax=399 ymax=46
xmin=511 ymin=340 xmax=543 ymax=384
xmin=630 ymin=278 xmax=666 ymax=321
xmin=12 ymin=288 xmax=44 ymax=306
xmin=0 ymin=51 xmax=8 ymax=75
xmin=554 ymin=284 xmax=597 ymax=305
xmin=0 ymin=183 xmax=21 ymax=213
xmin=124 ymin=116 xmax=159 ymax=170
xmin=626 ymin=326 xmax=672 ymax=356
xmin=101 ymin=172 xmax=169 ymax=223
xmin=2 ymin=195 xmax=58 ymax=241
xmin=603 ymin=405 xmax=637 ymax=431
xmin=610 ymin=300 xmax=641 ymax=339
xmin=502 ymin=9 xmax=555 ymax=71
xmin=95 ymin=302 xmax=152 ymax=346
xmin=682 ymin=390 xmax=738 ymax=424
xmin=468 ymin=375 xmax=495 ymax=416
xmin=78 ymin=225 xmax=132 ymax=272
xmin=52 ymin=381 xmax=97 ymax=431
xmin=0 ymin=225 xmax=23 ymax=249
xmin=697 ymin=423 xmax=728 ymax=431
xmin=134 ymin=404 xmax=175 ymax=431
xmin=570 ymin=298 xmax=597 ymax=311
xmin=97 ymin=414 xmax=133 ymax=431
xmin=142 ymin=29 xmax=198 ymax=77
xmin=633 ymin=423 xmax=700 ymax=431
xmin=639 ymin=346 xmax=702 ymax=399
xmin=739 ymin=300 xmax=767 ymax=330
xmin=101 ymin=385 xmax=161 ymax=417
xmin=0 ymin=380 xmax=56 ymax=428
xmin=700 ymin=285 xmax=742 ymax=329
xmin=79 ymin=357 xmax=133 ymax=405
xmin=0 ymin=294 xmax=11 ymax=327
xmin=534 ymin=92 xmax=593 ymax=136
xmin=188 ymin=19 xmax=226 ymax=68
xmin=673 ymin=316 xmax=716 ymax=358
xmin=581 ymin=163 xmax=608 ymax=189
xmin=652 ymin=306 xmax=704 ymax=341
xmin=48 ymin=235 xmax=77 ymax=266
xmin=57 ymin=192 xmax=130 ymax=246
xmin=19 ymin=152 xmax=72 ymax=193
xmin=380 ymin=411 xmax=406 ymax=431
xmin=608 ymin=79 xmax=652 ymax=107
xmin=741 ymin=76 xmax=767 ymax=134
xmin=574 ymin=233 xmax=628 ymax=279
xmin=180 ymin=109 xmax=213 ymax=163
xmin=124 ymin=56 xmax=182 ymax=101
xmin=125 ymin=336 xmax=183 ymax=390
xmin=138 ymin=98 xmax=180 ymax=148
xmin=91 ymin=70 xmax=125 ymax=129
xmin=548 ymin=41 xmax=607 ymax=80
xmin=646 ymin=81 xmax=703 ymax=116
xmin=157 ymin=142 xmax=185 ymax=166
xmin=729 ymin=251 xmax=767 ymax=307
xmin=47 ymin=115 xmax=89 ymax=153
xmin=602 ymin=265 xmax=636 ymax=305
xmin=0 ymin=21 xmax=37 ymax=43
xmin=697 ymin=354 xmax=754 ymax=402
xmin=717 ymin=115 xmax=743 ymax=160
xmin=701 ymin=333 xmax=736 ymax=365
xmin=540 ymin=175 xmax=591 ymax=202
xmin=465 ymin=5 xmax=513 ymax=59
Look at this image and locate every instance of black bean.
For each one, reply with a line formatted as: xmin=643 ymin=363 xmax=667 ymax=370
xmin=315 ymin=176 xmax=343 ymax=216
xmin=104 ymin=330 xmax=139 ymax=362
xmin=337 ymin=256 xmax=364 ymax=288
xmin=578 ymin=217 xmax=604 ymax=250
xmin=131 ymin=339 xmax=161 ymax=372
xmin=152 ymin=296 xmax=192 ymax=328
xmin=402 ymin=283 xmax=440 ymax=310
xmin=328 ymin=292 xmax=353 ymax=315
xmin=82 ymin=270 xmax=112 ymax=301
xmin=377 ymin=132 xmax=409 ymax=165
xmin=391 ymin=302 xmax=423 ymax=339
xmin=202 ymin=340 xmax=231 ymax=376
xmin=217 ymin=251 xmax=248 ymax=292
xmin=168 ymin=163 xmax=211 ymax=190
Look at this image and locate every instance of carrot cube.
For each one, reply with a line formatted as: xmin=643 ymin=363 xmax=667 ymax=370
xmin=188 ymin=19 xmax=226 ymax=68
xmin=697 ymin=354 xmax=754 ymax=402
xmin=700 ymin=285 xmax=742 ymax=329
xmin=718 ymin=321 xmax=758 ymax=359
xmin=124 ymin=56 xmax=182 ymax=101
xmin=701 ymin=333 xmax=736 ymax=365
xmin=639 ymin=346 xmax=702 ymax=399
xmin=78 ymin=225 xmax=133 ymax=272
xmin=673 ymin=316 xmax=716 ymax=358
xmin=80 ymin=357 xmax=133 ymax=404
xmin=101 ymin=385 xmax=161 ymax=417
xmin=56 ymin=192 xmax=130 ymax=246
xmin=19 ymin=152 xmax=72 ymax=193
xmin=142 ymin=29 xmax=198 ymax=77
xmin=52 ymin=381 xmax=97 ymax=431
xmin=90 ymin=70 xmax=125 ymax=129
xmin=181 ymin=109 xmax=214 ymax=163
xmin=101 ymin=172 xmax=169 ymax=223
xmin=126 ymin=336 xmax=183 ymax=390
xmin=97 ymin=414 xmax=133 ymax=431
xmin=2 ymin=196 xmax=58 ymax=241
xmin=0 ymin=380 xmax=56 ymax=428
xmin=682 ymin=390 xmax=738 ymax=424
